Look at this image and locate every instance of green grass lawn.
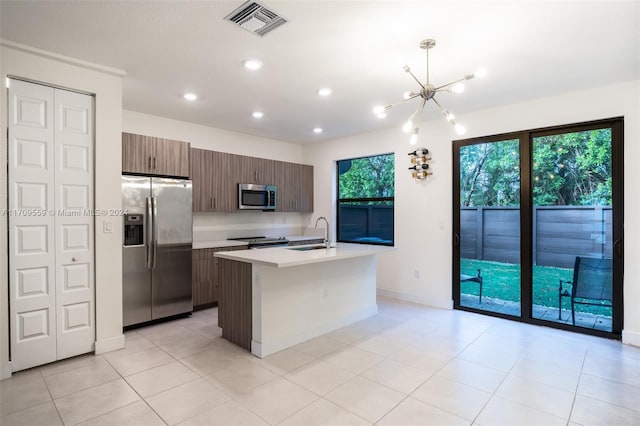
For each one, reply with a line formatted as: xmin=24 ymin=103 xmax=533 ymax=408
xmin=460 ymin=258 xmax=612 ymax=317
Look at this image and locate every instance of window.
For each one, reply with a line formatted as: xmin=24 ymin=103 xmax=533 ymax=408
xmin=336 ymin=153 xmax=394 ymax=245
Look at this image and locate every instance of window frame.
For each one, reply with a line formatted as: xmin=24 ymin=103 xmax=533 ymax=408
xmin=336 ymin=152 xmax=395 ymax=246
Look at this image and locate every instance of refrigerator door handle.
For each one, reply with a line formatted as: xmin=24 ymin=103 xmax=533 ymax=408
xmin=152 ymin=197 xmax=158 ymax=269
xmin=146 ymin=197 xmax=153 ymax=269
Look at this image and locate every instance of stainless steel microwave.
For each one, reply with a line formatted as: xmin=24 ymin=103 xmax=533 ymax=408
xmin=238 ymin=183 xmax=276 ymax=210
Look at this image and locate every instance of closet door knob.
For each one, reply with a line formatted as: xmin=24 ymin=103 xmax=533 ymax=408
xmin=72 ymin=257 xmax=79 ymax=262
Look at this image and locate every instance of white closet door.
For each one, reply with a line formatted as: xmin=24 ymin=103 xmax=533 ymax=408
xmin=54 ymin=88 xmax=95 ymax=359
xmin=8 ymin=80 xmax=57 ymax=370
xmin=8 ymin=79 xmax=95 ymax=371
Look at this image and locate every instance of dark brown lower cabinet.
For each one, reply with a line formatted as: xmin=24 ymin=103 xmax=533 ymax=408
xmin=192 ymin=246 xmax=244 ymax=309
xmin=218 ymin=258 xmax=252 ymax=350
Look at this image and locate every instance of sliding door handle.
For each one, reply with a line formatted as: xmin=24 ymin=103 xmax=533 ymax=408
xmin=614 ymin=239 xmax=623 ymax=258
xmin=454 ymin=233 xmax=460 ymax=247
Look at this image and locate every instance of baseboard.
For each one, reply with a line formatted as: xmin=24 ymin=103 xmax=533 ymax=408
xmin=94 ymin=334 xmax=125 ymax=355
xmin=1 ymin=361 xmax=12 ymax=380
xmin=622 ymin=329 xmax=640 ymax=348
xmin=251 ymin=305 xmax=378 ymax=358
xmin=377 ymin=288 xmax=453 ymax=310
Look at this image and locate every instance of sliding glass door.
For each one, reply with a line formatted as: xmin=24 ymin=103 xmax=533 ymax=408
xmin=457 ymin=139 xmax=522 ymax=317
xmin=453 ymin=119 xmax=624 ymax=338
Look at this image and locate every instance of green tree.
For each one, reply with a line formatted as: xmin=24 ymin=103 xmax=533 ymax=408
xmin=533 ymin=129 xmax=611 ymax=206
xmin=460 ymin=140 xmax=519 ymax=207
xmin=459 ymin=129 xmax=612 ymax=207
xmin=338 ymin=154 xmax=394 ymax=199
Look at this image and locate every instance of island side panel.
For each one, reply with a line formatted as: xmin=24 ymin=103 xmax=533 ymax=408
xmin=218 ymin=258 xmax=252 ymax=351
xmin=251 ymin=254 xmax=377 ymax=357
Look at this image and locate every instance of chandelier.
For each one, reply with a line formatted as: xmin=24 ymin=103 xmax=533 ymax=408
xmin=373 ymin=39 xmax=486 ymax=145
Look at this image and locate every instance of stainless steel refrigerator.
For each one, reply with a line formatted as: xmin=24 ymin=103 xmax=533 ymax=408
xmin=122 ymin=176 xmax=193 ymax=327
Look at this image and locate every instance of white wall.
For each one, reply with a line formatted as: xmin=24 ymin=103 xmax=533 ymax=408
xmin=304 ymin=80 xmax=640 ymax=347
xmin=1 ymin=41 xmax=125 ymax=378
xmin=123 ymin=110 xmax=315 ymax=237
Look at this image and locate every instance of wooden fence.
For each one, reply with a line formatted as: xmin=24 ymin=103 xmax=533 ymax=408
xmin=338 ymin=204 xmax=393 ymax=243
xmin=460 ymin=206 xmax=612 ymax=269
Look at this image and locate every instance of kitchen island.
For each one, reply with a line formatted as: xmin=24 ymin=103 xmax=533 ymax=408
xmin=214 ymin=243 xmax=392 ymax=357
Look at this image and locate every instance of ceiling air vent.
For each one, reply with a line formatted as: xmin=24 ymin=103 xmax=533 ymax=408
xmin=224 ymin=1 xmax=287 ymax=37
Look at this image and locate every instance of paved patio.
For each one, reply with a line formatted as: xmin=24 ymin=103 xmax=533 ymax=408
xmin=460 ymin=294 xmax=612 ymax=332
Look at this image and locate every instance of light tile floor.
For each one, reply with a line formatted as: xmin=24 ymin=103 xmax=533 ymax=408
xmin=2 ymin=297 xmax=639 ymax=426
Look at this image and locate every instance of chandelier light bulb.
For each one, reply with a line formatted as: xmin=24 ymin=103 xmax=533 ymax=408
xmin=183 ymin=93 xmax=198 ymax=101
xmin=252 ymin=111 xmax=264 ymax=118
xmin=451 ymin=83 xmax=465 ymax=94
xmin=474 ymin=68 xmax=487 ymax=78
xmin=313 ymin=127 xmax=323 ymax=134
xmin=443 ymin=109 xmax=456 ymax=122
xmin=455 ymin=123 xmax=466 ymax=135
xmin=376 ymin=112 xmax=387 ymax=119
xmin=409 ymin=127 xmax=420 ymax=145
xmin=403 ymin=91 xmax=413 ymax=99
xmin=373 ymin=105 xmax=385 ymax=115
xmin=402 ymin=119 xmax=413 ymax=133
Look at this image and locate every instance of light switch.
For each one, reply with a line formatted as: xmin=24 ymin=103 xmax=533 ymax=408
xmin=103 ymin=221 xmax=113 ymax=233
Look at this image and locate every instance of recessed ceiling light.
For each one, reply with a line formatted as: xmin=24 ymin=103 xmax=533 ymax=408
xmin=183 ymin=93 xmax=198 ymax=101
xmin=252 ymin=111 xmax=264 ymax=118
xmin=317 ymin=88 xmax=332 ymax=96
xmin=243 ymin=59 xmax=263 ymax=70
xmin=313 ymin=127 xmax=323 ymax=134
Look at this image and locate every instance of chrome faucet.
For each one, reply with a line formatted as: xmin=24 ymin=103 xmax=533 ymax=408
xmin=314 ymin=216 xmax=331 ymax=248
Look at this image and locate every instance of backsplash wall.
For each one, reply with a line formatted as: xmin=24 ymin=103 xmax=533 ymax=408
xmin=193 ymin=212 xmax=323 ymax=242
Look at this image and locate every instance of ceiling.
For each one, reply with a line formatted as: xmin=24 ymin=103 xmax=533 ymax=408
xmin=2 ymin=1 xmax=639 ymax=145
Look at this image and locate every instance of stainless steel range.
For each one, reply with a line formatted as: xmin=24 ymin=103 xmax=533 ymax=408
xmin=228 ymin=236 xmax=289 ymax=249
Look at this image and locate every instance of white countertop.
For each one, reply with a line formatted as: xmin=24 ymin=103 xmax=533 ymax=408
xmin=214 ymin=243 xmax=393 ymax=268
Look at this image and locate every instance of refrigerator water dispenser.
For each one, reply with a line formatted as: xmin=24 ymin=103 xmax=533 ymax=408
xmin=123 ymin=214 xmax=144 ymax=246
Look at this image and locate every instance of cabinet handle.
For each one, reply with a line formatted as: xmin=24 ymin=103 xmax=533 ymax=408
xmin=210 ymin=197 xmax=213 ymax=208
xmin=148 ymin=156 xmax=152 ymax=169
xmin=153 ymin=157 xmax=156 ymax=169
xmin=213 ymin=197 xmax=217 ymax=209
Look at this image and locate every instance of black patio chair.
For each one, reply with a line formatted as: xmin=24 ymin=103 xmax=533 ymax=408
xmin=558 ymin=256 xmax=613 ymax=324
xmin=461 ymin=269 xmax=483 ymax=303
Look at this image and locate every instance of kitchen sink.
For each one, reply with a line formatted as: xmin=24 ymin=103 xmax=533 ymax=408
xmin=287 ymin=245 xmax=327 ymax=251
